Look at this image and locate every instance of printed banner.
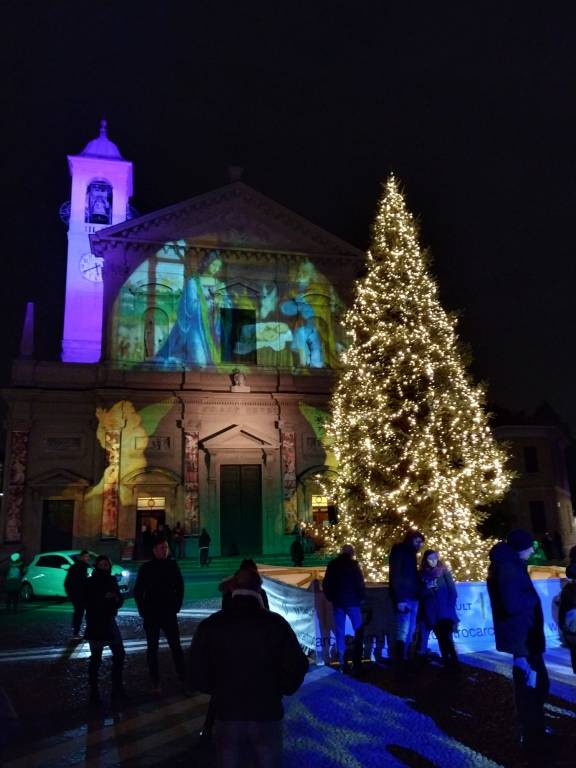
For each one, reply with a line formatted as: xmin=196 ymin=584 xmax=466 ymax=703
xmin=265 ymin=576 xmax=566 ymax=663
xmin=262 ymin=575 xmax=317 ymax=654
xmin=184 ymin=431 xmax=200 ymax=535
xmin=4 ymin=430 xmax=29 ymax=542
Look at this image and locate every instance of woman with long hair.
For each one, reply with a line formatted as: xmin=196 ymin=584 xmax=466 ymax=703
xmin=418 ymin=549 xmax=459 ymax=670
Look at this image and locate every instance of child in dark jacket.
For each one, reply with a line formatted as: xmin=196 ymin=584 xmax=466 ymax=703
xmin=559 ymin=563 xmax=576 ymax=673
xmin=418 ymin=549 xmax=459 ymax=669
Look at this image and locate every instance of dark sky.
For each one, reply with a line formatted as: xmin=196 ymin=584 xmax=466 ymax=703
xmin=2 ymin=2 xmax=576 ymax=429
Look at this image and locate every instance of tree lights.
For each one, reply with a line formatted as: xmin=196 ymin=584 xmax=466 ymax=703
xmin=326 ymin=175 xmax=511 ymax=581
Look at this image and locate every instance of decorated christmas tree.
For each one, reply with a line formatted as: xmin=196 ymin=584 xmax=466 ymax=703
xmin=327 ymin=175 xmax=511 ymax=581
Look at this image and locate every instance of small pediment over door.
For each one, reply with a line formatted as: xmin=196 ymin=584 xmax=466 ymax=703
xmin=200 ymin=424 xmax=279 ymax=452
xmin=28 ymin=469 xmax=91 ymax=489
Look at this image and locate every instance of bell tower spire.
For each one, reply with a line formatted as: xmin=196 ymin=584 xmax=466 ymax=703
xmin=61 ymin=120 xmax=133 ymax=363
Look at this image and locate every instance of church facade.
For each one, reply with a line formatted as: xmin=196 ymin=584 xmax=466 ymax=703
xmin=1 ymin=124 xmax=363 ymax=560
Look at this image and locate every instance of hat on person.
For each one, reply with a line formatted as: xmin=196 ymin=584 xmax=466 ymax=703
xmin=341 ymin=544 xmax=355 ymax=556
xmin=233 ymin=567 xmax=262 ymax=592
xmin=506 ymin=529 xmax=534 ymax=552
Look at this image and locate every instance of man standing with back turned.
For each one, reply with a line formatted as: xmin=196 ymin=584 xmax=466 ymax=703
xmin=134 ymin=535 xmax=186 ymax=693
xmin=322 ymin=544 xmax=366 ymax=673
xmin=189 ymin=568 xmax=308 ymax=767
xmin=487 ymin=528 xmax=552 ymax=759
xmin=388 ymin=530 xmax=425 ymax=664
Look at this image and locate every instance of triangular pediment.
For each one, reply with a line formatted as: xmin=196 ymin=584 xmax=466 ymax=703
xmin=91 ymin=182 xmax=362 ymax=259
xmin=28 ymin=468 xmax=91 ymax=488
xmin=201 ymin=424 xmax=278 ymax=450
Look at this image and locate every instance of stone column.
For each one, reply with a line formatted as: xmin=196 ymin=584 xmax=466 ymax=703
xmin=280 ymin=429 xmax=297 ymax=533
xmin=102 ymin=429 xmax=121 ymax=538
xmin=183 ymin=430 xmax=200 ymax=535
xmin=4 ymin=430 xmax=30 ymax=542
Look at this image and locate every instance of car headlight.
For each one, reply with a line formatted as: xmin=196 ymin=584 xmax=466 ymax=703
xmin=121 ymin=570 xmax=130 ymax=579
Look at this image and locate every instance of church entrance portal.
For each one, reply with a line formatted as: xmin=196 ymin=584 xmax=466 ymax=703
xmin=220 ymin=465 xmax=262 ymax=556
xmin=41 ymin=499 xmax=74 ymax=551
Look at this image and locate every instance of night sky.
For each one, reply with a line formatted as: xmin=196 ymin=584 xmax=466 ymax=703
xmin=2 ymin=3 xmax=576 ymax=430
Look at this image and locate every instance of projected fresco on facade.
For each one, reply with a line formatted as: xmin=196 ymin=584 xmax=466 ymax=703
xmin=110 ymin=246 xmax=345 ymax=371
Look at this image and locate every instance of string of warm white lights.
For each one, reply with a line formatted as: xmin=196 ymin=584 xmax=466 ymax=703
xmin=325 ymin=175 xmax=511 ymax=581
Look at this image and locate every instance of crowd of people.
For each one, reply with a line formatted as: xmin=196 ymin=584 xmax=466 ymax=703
xmin=321 ymin=529 xmax=576 ymax=761
xmin=60 ymin=539 xmax=307 ymax=767
xmin=4 ymin=523 xmax=576 ymax=766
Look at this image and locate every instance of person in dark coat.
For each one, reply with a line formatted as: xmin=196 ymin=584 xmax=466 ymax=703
xmin=417 ymin=549 xmax=459 ymax=669
xmin=290 ymin=534 xmax=304 ymax=567
xmin=388 ymin=530 xmax=425 ymax=662
xmin=558 ymin=562 xmax=576 ymax=673
xmin=84 ymin=554 xmax=125 ymax=701
xmin=323 ymin=544 xmax=366 ymax=673
xmin=4 ymin=553 xmax=24 ymax=613
xmin=64 ymin=549 xmax=90 ymax=639
xmin=219 ymin=559 xmax=270 ymax=611
xmin=189 ymin=568 xmax=308 ymax=767
xmin=133 ymin=535 xmax=186 ymax=693
xmin=487 ymin=529 xmax=550 ymax=753
xmin=198 ymin=528 xmax=211 ymax=567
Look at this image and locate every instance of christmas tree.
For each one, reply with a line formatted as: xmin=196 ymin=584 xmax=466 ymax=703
xmin=327 ymin=175 xmax=511 ymax=581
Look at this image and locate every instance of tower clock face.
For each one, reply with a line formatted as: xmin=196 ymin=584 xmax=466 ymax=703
xmin=79 ymin=253 xmax=104 ymax=283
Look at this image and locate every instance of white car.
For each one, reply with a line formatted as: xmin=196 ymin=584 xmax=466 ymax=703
xmin=20 ymin=550 xmax=132 ymax=600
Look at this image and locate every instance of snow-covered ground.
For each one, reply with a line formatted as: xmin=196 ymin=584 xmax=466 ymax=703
xmin=282 ymin=648 xmax=576 ymax=768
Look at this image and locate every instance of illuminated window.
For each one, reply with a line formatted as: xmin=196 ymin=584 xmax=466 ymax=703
xmin=85 ymin=179 xmax=112 ymax=225
xmin=311 ymin=494 xmax=330 ymax=525
xmin=221 ymin=308 xmax=257 ymax=364
xmin=137 ymin=497 xmax=166 ymax=510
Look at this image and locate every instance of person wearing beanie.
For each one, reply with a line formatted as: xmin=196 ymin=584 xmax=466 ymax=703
xmin=487 ymin=529 xmax=550 ymax=754
xmin=189 ymin=564 xmax=308 ymax=766
xmin=559 ymin=563 xmax=576 ymax=674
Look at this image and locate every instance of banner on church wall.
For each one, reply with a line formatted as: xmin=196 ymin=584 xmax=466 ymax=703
xmin=184 ymin=431 xmax=200 ymax=535
xmin=264 ymin=576 xmax=565 ymax=662
xmin=281 ymin=431 xmax=297 ymax=533
xmin=4 ymin=430 xmax=29 ymax=542
xmin=102 ymin=429 xmax=120 ymax=538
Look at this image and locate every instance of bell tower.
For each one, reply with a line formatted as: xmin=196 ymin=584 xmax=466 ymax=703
xmin=61 ymin=120 xmax=133 ymax=363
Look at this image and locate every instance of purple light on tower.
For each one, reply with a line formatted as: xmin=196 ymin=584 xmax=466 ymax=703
xmin=61 ymin=121 xmax=133 ymax=363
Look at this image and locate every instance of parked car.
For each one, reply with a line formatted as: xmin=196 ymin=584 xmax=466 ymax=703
xmin=20 ymin=550 xmax=132 ymax=601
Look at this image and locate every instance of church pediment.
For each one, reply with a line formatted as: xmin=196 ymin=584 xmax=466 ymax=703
xmin=28 ymin=468 xmax=91 ymax=488
xmin=201 ymin=424 xmax=279 ymax=451
xmin=91 ymin=182 xmax=362 ymax=259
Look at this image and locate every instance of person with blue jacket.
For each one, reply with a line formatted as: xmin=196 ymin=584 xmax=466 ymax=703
xmin=487 ymin=529 xmax=550 ymax=755
xmin=323 ymin=544 xmax=366 ymax=673
xmin=417 ymin=549 xmax=459 ymax=669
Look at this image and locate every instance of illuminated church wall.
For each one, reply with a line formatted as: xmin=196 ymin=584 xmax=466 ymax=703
xmin=2 ymin=146 xmax=364 ymax=557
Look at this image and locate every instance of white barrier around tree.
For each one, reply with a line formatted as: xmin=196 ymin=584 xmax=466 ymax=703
xmin=261 ymin=575 xmax=564 ymax=664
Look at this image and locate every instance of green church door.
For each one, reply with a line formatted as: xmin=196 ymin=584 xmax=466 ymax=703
xmin=42 ymin=499 xmax=74 ymax=551
xmin=220 ymin=465 xmax=262 ymax=556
